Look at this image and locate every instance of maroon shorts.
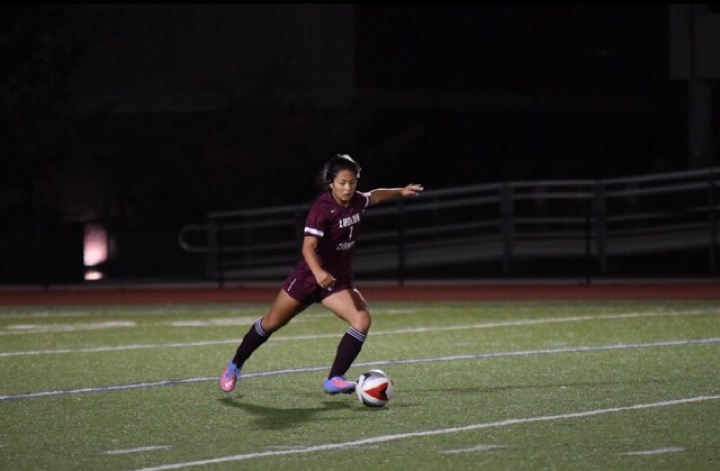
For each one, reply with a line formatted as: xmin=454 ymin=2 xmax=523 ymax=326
xmin=281 ymin=275 xmax=353 ymax=305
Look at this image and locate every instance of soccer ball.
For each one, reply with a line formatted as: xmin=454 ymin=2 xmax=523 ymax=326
xmin=356 ymin=369 xmax=394 ymax=407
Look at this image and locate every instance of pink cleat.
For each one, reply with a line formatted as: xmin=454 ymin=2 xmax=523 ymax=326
xmin=323 ymin=376 xmax=356 ymax=395
xmin=220 ymin=361 xmax=241 ymax=392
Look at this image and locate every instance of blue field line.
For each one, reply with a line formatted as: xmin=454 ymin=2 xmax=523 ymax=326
xmin=2 ymin=337 xmax=719 ymax=402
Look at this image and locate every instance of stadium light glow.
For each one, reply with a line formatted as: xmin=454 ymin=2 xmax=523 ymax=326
xmin=83 ymin=224 xmax=108 ymax=281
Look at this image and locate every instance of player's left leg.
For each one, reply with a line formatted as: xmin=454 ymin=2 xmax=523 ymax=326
xmin=221 ymin=290 xmax=307 ymax=393
xmin=321 ymin=288 xmax=371 ymax=394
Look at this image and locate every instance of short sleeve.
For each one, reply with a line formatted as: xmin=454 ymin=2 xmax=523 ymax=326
xmin=357 ymin=191 xmax=370 ymax=211
xmin=304 ymin=201 xmax=330 ymax=237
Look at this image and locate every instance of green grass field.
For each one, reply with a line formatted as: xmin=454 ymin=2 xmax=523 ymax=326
xmin=1 ymin=299 xmax=719 ymax=470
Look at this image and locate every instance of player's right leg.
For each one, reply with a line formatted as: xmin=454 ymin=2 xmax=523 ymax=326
xmin=321 ymin=288 xmax=371 ymax=394
xmin=220 ymin=289 xmax=306 ymax=393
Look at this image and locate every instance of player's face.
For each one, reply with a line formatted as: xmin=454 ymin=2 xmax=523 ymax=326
xmin=329 ymin=169 xmax=358 ymax=206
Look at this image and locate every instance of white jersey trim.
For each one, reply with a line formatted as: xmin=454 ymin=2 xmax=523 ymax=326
xmin=304 ymin=227 xmax=324 ymax=237
xmin=360 ymin=191 xmax=370 ymax=210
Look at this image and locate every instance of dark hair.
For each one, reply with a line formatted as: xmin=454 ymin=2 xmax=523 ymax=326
xmin=319 ymin=154 xmax=362 ymax=188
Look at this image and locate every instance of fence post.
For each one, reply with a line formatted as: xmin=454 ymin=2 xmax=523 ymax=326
xmin=206 ymin=219 xmax=217 ymax=279
xmin=501 ymin=183 xmax=514 ymax=277
xmin=217 ymin=221 xmax=225 ymax=288
xmin=584 ymin=202 xmax=592 ymax=285
xmin=593 ymin=181 xmax=607 ymax=277
xmin=295 ymin=207 xmax=305 ymax=254
xmin=396 ymin=199 xmax=406 ymax=287
xmin=709 ymin=170 xmax=717 ymax=275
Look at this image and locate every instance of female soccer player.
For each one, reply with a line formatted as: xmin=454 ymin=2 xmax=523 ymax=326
xmin=220 ymin=154 xmax=423 ymax=395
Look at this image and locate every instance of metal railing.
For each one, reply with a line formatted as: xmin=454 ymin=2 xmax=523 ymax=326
xmin=179 ymin=167 xmax=720 ymax=283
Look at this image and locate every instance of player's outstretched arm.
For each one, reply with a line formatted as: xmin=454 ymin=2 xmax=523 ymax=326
xmin=368 ymin=184 xmax=424 ymax=206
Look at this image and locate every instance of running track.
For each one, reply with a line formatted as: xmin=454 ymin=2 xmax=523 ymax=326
xmin=1 ymin=280 xmax=719 ymax=305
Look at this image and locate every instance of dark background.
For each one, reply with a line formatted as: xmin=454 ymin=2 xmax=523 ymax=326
xmin=0 ymin=4 xmax=717 ymax=284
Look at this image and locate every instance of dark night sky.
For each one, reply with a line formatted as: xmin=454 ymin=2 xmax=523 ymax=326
xmin=355 ymin=4 xmax=673 ymax=96
xmin=63 ymin=5 xmax=683 ymax=111
xmin=1 ymin=4 xmax=715 ymax=281
xmin=1 ymin=4 xmax=699 ymax=220
xmin=350 ymin=4 xmax=690 ymax=188
xmin=1 ymin=4 xmax=696 ymax=201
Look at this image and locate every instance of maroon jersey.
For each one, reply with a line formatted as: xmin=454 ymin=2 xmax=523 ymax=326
xmin=291 ymin=190 xmax=370 ymax=284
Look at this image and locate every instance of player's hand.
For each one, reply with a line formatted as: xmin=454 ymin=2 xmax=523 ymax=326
xmin=402 ymin=183 xmax=424 ymax=197
xmin=315 ymin=271 xmax=336 ymax=290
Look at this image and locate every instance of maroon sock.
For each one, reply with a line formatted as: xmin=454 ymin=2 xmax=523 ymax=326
xmin=328 ymin=327 xmax=367 ymax=379
xmin=231 ymin=318 xmax=270 ymax=368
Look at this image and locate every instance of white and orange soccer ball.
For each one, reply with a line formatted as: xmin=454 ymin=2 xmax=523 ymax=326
xmin=356 ymin=369 xmax=394 ymax=407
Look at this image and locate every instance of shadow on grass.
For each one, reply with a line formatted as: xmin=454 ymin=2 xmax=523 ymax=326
xmin=218 ymin=396 xmax=355 ymax=429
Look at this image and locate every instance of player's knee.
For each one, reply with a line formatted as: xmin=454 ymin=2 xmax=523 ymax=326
xmin=261 ymin=314 xmax=290 ymax=333
xmin=259 ymin=316 xmax=277 ymax=333
xmin=353 ymin=310 xmax=371 ymax=334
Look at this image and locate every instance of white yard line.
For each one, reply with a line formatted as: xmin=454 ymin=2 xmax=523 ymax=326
xmin=0 ymin=340 xmax=243 ymax=357
xmin=2 ymin=307 xmax=718 ymax=337
xmin=375 ymin=309 xmax=720 ymax=336
xmin=2 ymin=309 xmax=718 ymax=357
xmin=1 ymin=337 xmax=718 ymax=402
xmin=131 ymin=395 xmax=720 ymax=471
xmin=105 ymin=446 xmax=171 ymax=455
xmin=442 ymin=444 xmax=506 ymax=454
xmin=1 ymin=321 xmax=136 ymax=334
xmin=622 ymin=447 xmax=685 ymax=456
